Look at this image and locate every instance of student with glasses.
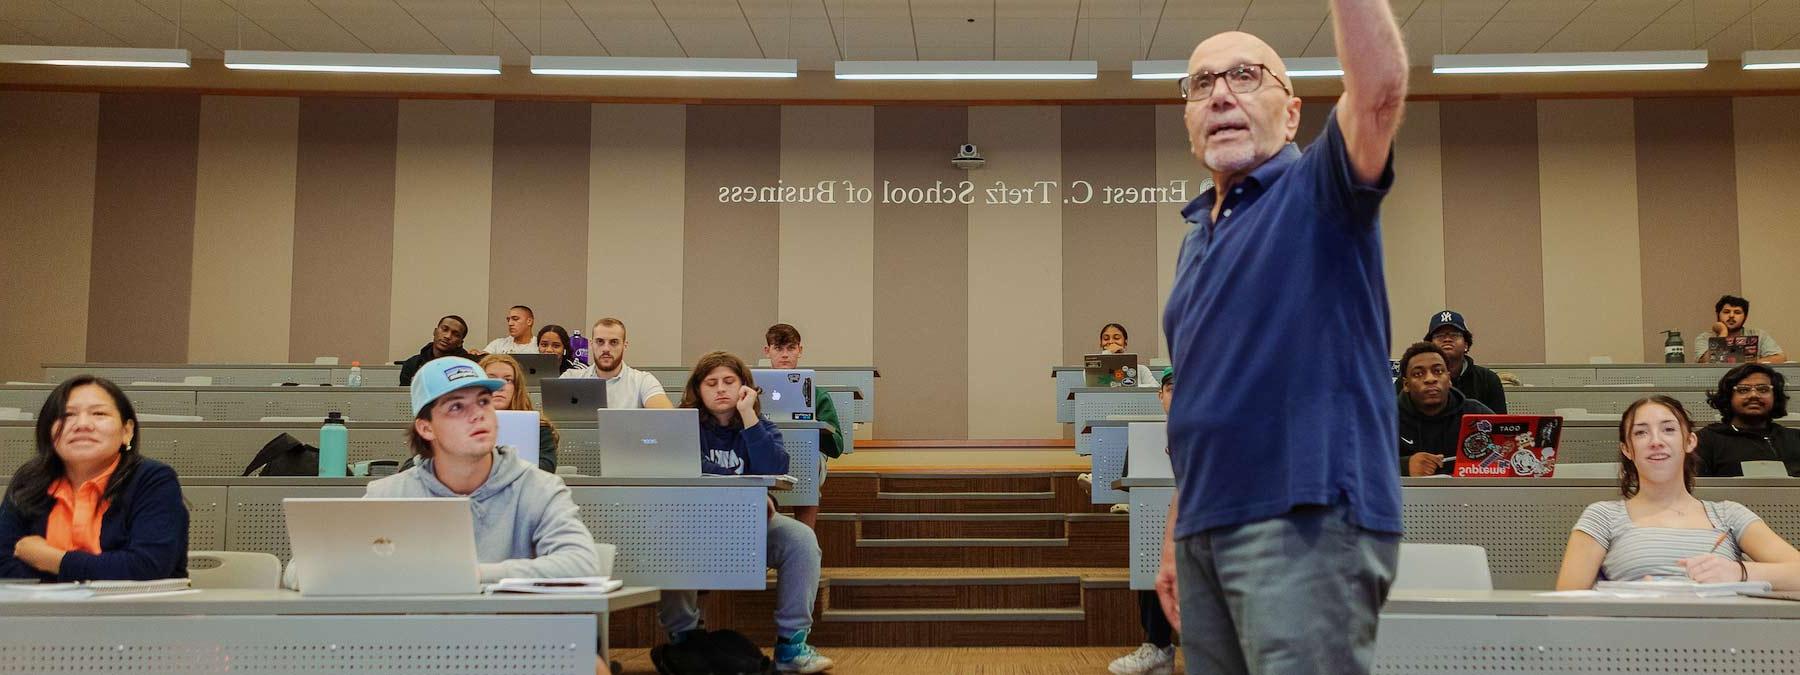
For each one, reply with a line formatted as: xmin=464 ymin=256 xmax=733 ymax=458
xmin=1556 ymin=395 xmax=1800 ymax=589
xmin=1696 ymin=364 xmax=1800 ymax=477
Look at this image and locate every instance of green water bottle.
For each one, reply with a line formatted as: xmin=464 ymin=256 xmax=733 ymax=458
xmin=318 ymin=411 xmax=348 ymax=477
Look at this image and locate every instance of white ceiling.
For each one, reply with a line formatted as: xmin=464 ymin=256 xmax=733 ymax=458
xmin=2 ymin=0 xmax=1797 ymax=68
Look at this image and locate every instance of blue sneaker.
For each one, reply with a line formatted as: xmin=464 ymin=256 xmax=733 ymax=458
xmin=774 ymin=630 xmax=833 ymax=674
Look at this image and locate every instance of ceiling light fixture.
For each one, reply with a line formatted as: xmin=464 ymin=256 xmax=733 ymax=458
xmin=224 ymin=50 xmax=501 ymax=75
xmin=531 ymin=56 xmax=797 ymax=78
xmin=834 ymin=60 xmax=1097 ymax=80
xmin=0 ymin=45 xmax=189 ymax=68
xmin=1432 ymin=50 xmax=1708 ymax=74
xmin=1742 ymin=50 xmax=1800 ymax=70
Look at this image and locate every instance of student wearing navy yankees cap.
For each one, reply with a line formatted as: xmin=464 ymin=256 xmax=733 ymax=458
xmin=1419 ymin=310 xmax=1507 ymax=414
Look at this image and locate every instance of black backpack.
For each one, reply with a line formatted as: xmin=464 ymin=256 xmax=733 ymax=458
xmin=242 ymin=433 xmax=344 ymax=477
xmin=651 ymin=629 xmax=773 ymax=675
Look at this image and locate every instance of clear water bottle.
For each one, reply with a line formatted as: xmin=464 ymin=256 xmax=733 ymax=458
xmin=347 ymin=361 xmax=363 ymax=387
xmin=571 ymin=330 xmax=590 ymax=366
xmin=318 ymin=411 xmax=348 ymax=477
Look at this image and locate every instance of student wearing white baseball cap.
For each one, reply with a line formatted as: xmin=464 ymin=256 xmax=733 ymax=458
xmin=284 ymin=356 xmax=597 ymax=589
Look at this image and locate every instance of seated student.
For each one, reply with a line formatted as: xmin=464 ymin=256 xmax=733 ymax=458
xmin=1556 ymin=395 xmax=1800 ymax=589
xmin=1099 ymin=323 xmax=1160 ymax=388
xmin=762 ymin=323 xmax=844 ymax=530
xmin=1696 ymin=295 xmax=1787 ymax=364
xmin=480 ymin=354 xmax=559 ymax=473
xmin=560 ymin=317 xmax=674 ymax=409
xmin=1415 ymin=310 xmax=1506 ymax=413
xmin=1109 ymin=366 xmax=1177 ymax=675
xmin=287 ymin=356 xmax=597 ymax=589
xmin=1696 ymin=363 xmax=1800 ymax=477
xmin=399 ymin=315 xmax=474 ymax=386
xmin=660 ymin=351 xmax=832 ymax=674
xmin=535 ymin=324 xmax=580 ymax=374
xmin=478 ymin=305 xmax=539 ymax=355
xmin=0 ymin=376 xmax=187 ymax=581
xmin=1398 ymin=341 xmax=1494 ymax=476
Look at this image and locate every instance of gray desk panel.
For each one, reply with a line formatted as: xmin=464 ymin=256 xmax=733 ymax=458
xmin=1374 ymin=613 xmax=1800 ymax=674
xmin=772 ymin=426 xmax=823 ymax=507
xmin=0 ymin=385 xmax=197 ymax=418
xmin=570 ymin=486 xmax=768 ymax=590
xmin=0 ymin=587 xmax=654 ymax=616
xmin=182 ymin=486 xmax=227 ymax=551
xmin=1053 ymin=367 xmax=1084 ymax=424
xmin=1072 ymin=390 xmax=1163 ymax=451
xmin=225 ymin=485 xmax=367 ymax=561
xmin=1492 ymin=363 xmax=1800 ymax=388
xmin=1505 ymin=387 xmax=1716 ymax=421
xmin=46 ymin=364 xmax=334 ymax=387
xmin=1129 ymin=487 xmax=1173 ymax=590
xmin=1087 ymin=423 xmax=1129 ymax=505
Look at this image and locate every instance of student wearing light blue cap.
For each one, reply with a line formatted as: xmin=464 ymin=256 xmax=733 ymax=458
xmin=284 ymin=356 xmax=598 ymax=589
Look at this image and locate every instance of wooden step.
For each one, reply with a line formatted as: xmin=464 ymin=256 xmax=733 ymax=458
xmin=821 ymin=472 xmax=1109 ymax=514
xmin=858 ymin=513 xmax=1068 ymax=540
xmin=825 ymin=572 xmax=1084 ymax=611
xmin=819 ymin=514 xmax=1128 ymax=567
xmin=822 ymin=608 xmax=1086 ymax=622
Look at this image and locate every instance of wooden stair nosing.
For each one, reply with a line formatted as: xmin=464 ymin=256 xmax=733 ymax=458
xmin=820 ymin=608 xmax=1087 ymax=622
xmin=876 ymin=491 xmax=1056 ymax=500
xmin=855 ymin=537 xmax=1069 ymax=548
xmin=825 ymin=574 xmax=1083 ymax=587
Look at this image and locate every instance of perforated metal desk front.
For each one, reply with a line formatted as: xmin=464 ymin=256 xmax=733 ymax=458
xmin=0 ymin=587 xmax=657 ymax=674
xmin=1375 ymin=590 xmax=1800 ymax=673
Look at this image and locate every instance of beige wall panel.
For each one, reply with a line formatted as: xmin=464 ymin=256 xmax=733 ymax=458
xmin=389 ymin=99 xmax=493 ymax=361
xmin=967 ymin=106 xmax=1063 ymax=439
xmin=682 ymin=106 xmax=782 ymax=364
xmin=1734 ymin=97 xmax=1800 ymax=360
xmin=1635 ymin=98 xmax=1740 ymax=361
xmin=488 ymin=101 xmax=589 ymax=347
xmin=590 ymin=104 xmax=686 ymax=366
xmin=289 ymin=97 xmax=397 ymax=364
xmin=0 ymin=92 xmax=97 ymax=382
xmin=777 ymin=106 xmax=875 ymax=367
xmin=1381 ymin=102 xmax=1448 ymax=357
xmin=189 ymin=96 xmax=298 ymax=363
xmin=1440 ymin=100 xmax=1548 ymax=364
xmin=1154 ymin=104 xmax=1201 ymax=359
xmin=1060 ymin=105 xmax=1161 ymax=364
xmin=1538 ymin=99 xmax=1644 ymax=364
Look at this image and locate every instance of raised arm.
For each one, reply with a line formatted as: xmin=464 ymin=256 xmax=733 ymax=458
xmin=1330 ymin=0 xmax=1408 ymax=185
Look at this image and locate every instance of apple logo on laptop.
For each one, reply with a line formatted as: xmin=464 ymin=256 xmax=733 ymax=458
xmin=771 ymin=391 xmax=782 ymax=401
xmin=371 ymin=537 xmax=396 ymax=557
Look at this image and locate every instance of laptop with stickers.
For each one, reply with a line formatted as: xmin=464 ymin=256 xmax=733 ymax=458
xmin=1084 ymin=353 xmax=1141 ymax=387
xmin=1452 ymin=414 xmax=1563 ymax=478
xmin=752 ymin=368 xmax=815 ymax=422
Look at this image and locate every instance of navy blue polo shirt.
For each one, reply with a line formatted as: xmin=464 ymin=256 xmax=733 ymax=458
xmin=1161 ymin=108 xmax=1402 ymax=537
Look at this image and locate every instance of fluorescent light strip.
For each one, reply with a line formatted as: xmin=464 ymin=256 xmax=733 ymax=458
xmin=0 ymin=45 xmax=189 ymax=68
xmin=1131 ymin=58 xmax=1343 ymax=80
xmin=836 ymin=60 xmax=1097 ymax=80
xmin=531 ymin=56 xmax=796 ymax=78
xmin=225 ymin=50 xmax=500 ymax=75
xmin=1742 ymin=50 xmax=1800 ymax=70
xmin=1433 ymin=50 xmax=1707 ymax=74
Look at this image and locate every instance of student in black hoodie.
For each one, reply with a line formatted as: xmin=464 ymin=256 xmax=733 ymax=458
xmin=1696 ymin=363 xmax=1800 ymax=477
xmin=1398 ymin=342 xmax=1493 ymax=476
xmin=398 ymin=315 xmax=473 ymax=386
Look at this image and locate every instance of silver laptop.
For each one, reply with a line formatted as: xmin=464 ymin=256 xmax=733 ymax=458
xmin=541 ymin=377 xmax=608 ymax=425
xmin=752 ymin=368 xmax=816 ymax=422
xmin=284 ymin=498 xmax=480 ymax=596
xmin=597 ymin=408 xmax=701 ymax=477
xmin=510 ymin=353 xmax=562 ymax=388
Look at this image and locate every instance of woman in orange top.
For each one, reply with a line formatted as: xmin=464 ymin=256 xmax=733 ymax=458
xmin=0 ymin=376 xmax=188 ymax=581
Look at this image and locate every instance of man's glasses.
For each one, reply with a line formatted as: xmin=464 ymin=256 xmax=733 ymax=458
xmin=1733 ymin=384 xmax=1775 ymax=396
xmin=1178 ymin=64 xmax=1290 ymax=101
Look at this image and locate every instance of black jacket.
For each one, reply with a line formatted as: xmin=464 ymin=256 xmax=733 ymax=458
xmin=1695 ymin=421 xmax=1800 ymax=477
xmin=0 ymin=458 xmax=189 ymax=581
xmin=398 ymin=342 xmax=474 ymax=386
xmin=1398 ymin=388 xmax=1494 ymax=475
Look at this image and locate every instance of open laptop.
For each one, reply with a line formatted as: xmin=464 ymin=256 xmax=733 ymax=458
xmin=284 ymin=498 xmax=480 ymax=596
xmin=1452 ymin=414 xmax=1564 ymax=478
xmin=753 ymin=368 xmax=815 ymax=422
xmin=596 ymin=408 xmax=700 ymax=477
xmin=495 ymin=410 xmax=540 ymax=468
xmin=540 ymin=377 xmax=607 ymax=425
xmin=510 ymin=353 xmax=562 ymax=388
xmin=1084 ymin=353 xmax=1140 ymax=387
xmin=1706 ymin=335 xmax=1761 ymax=364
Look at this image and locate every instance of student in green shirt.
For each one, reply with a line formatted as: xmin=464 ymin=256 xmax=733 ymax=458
xmin=764 ymin=324 xmax=845 ymax=529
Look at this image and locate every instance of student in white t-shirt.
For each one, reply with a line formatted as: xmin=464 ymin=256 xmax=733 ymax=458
xmin=559 ymin=317 xmax=674 ymax=409
xmin=477 ymin=305 xmax=538 ymax=355
xmin=1100 ymin=323 xmax=1160 ymax=388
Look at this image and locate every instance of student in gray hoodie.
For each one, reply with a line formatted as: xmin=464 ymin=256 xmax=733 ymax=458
xmin=285 ymin=356 xmax=598 ymax=588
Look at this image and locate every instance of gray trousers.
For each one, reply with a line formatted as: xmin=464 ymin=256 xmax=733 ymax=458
xmin=658 ymin=513 xmax=822 ymax=640
xmin=1176 ymin=503 xmax=1400 ymax=675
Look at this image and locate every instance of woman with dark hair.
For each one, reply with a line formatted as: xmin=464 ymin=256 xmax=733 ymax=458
xmin=399 ymin=315 xmax=473 ymax=386
xmin=0 ymin=376 xmax=188 ymax=581
xmin=1099 ymin=323 xmax=1160 ymax=388
xmin=657 ymin=351 xmax=832 ymax=674
xmin=534 ymin=324 xmax=579 ymax=374
xmin=1696 ymin=363 xmax=1800 ymax=477
xmin=1555 ymin=395 xmax=1800 ymax=590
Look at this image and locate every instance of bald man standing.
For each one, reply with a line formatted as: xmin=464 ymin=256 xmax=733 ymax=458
xmin=1156 ymin=2 xmax=1409 ymax=674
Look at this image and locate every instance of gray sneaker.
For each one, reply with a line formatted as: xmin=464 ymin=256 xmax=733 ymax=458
xmin=1109 ymin=642 xmax=1174 ymax=675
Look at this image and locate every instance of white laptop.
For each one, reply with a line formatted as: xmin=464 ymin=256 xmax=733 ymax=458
xmin=284 ymin=498 xmax=480 ymax=596
xmin=752 ymin=368 xmax=816 ymax=422
xmin=596 ymin=408 xmax=701 ymax=478
xmin=496 ymin=410 xmax=540 ymax=468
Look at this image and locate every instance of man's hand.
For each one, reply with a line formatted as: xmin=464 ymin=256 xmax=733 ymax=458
xmin=1713 ymin=322 xmax=1730 ymax=338
xmin=1155 ymin=538 xmax=1182 ymax=632
xmin=1331 ymin=0 xmax=1408 ymax=185
xmin=735 ymin=386 xmax=760 ymax=426
xmin=1407 ymin=452 xmax=1444 ymax=477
